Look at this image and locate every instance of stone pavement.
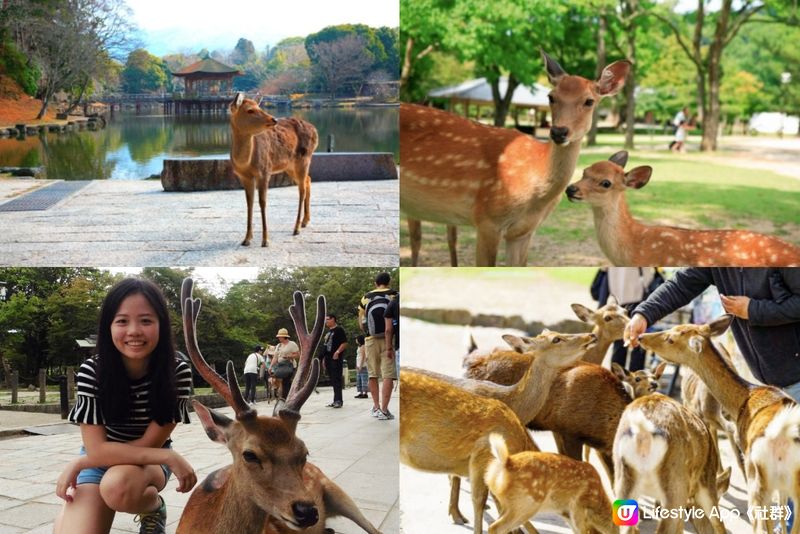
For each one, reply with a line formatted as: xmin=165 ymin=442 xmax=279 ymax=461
xmin=0 ymin=179 xmax=398 ymax=267
xmin=0 ymin=385 xmax=399 ymax=534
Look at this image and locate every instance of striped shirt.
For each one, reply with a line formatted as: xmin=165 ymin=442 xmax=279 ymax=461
xmin=68 ymin=356 xmax=192 ymax=443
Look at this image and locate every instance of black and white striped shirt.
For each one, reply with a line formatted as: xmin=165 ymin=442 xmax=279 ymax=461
xmin=68 ymin=357 xmax=192 ymax=443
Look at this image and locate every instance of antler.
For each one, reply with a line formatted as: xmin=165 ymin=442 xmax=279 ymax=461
xmin=181 ymin=278 xmax=254 ymax=420
xmin=275 ymin=291 xmax=323 ymax=417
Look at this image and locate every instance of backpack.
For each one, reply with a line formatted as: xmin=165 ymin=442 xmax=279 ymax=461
xmin=363 ymin=289 xmax=398 ymax=337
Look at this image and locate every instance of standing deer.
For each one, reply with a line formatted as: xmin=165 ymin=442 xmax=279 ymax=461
xmin=229 ymin=93 xmax=319 ymax=247
xmin=565 ymin=151 xmax=800 ymax=266
xmin=400 ymin=51 xmax=630 ymax=266
xmin=638 ymin=315 xmax=800 ymax=534
xmin=613 ymin=393 xmax=731 ymax=534
xmin=176 ymin=279 xmax=380 ymax=534
xmin=485 ymin=433 xmax=618 ymax=534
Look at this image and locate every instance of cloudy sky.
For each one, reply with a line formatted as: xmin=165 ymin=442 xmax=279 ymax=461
xmin=128 ymin=0 xmax=399 ymax=56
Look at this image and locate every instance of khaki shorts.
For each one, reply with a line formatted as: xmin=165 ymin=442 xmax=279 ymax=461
xmin=365 ymin=336 xmax=396 ymax=380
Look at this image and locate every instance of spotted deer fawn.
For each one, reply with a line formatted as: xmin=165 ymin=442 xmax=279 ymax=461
xmin=565 ymin=151 xmax=800 ymax=266
xmin=401 ymin=330 xmax=596 ymax=533
xmin=229 ymin=92 xmax=319 ymax=247
xmin=638 ymin=315 xmax=800 ymax=534
xmin=613 ymin=392 xmax=731 ymax=534
xmin=176 ymin=279 xmax=379 ymax=534
xmin=611 ymin=361 xmax=666 ymax=399
xmin=401 ymin=52 xmax=630 ymax=266
xmin=486 ymin=433 xmax=618 ymax=534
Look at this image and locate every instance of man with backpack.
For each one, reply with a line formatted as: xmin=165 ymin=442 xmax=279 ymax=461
xmin=359 ymin=272 xmax=398 ymax=421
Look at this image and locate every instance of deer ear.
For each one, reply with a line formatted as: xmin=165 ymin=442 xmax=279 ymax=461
xmin=654 ymin=361 xmax=667 ymax=379
xmin=688 ymin=335 xmax=705 ymax=353
xmin=502 ymin=334 xmax=527 ymax=353
xmin=611 ymin=362 xmax=628 ymax=380
xmin=541 ymin=49 xmax=566 ymax=85
xmin=571 ymin=303 xmax=594 ymax=323
xmin=192 ymin=400 xmax=232 ymax=444
xmin=597 ymin=60 xmax=630 ymax=96
xmin=624 ymin=166 xmax=652 ymax=189
xmin=231 ymin=92 xmax=244 ymax=109
xmin=608 ymin=151 xmax=629 ymax=168
xmin=708 ymin=315 xmax=734 ymax=337
xmin=606 ymin=294 xmax=618 ymax=306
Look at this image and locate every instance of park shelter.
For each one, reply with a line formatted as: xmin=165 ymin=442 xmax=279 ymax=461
xmin=428 ymin=77 xmax=550 ymax=125
xmin=171 ymin=57 xmax=242 ymax=95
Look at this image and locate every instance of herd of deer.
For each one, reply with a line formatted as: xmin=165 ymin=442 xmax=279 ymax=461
xmin=399 ymin=51 xmax=800 ymax=267
xmin=400 ymin=298 xmax=800 ymax=534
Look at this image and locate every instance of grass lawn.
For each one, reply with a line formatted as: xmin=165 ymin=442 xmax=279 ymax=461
xmin=400 ymin=134 xmax=800 ymax=266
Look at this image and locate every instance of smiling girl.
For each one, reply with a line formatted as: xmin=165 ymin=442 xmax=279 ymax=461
xmin=54 ymin=278 xmax=197 ymax=534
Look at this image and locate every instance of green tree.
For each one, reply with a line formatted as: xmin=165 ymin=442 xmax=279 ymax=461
xmin=231 ymin=38 xmax=256 ymax=66
xmin=121 ymin=49 xmax=168 ymax=93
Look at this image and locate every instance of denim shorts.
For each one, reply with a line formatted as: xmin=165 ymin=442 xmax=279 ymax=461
xmin=75 ymin=444 xmax=172 ymax=487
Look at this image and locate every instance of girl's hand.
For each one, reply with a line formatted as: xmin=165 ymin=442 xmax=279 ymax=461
xmin=56 ymin=458 xmax=84 ymax=502
xmin=167 ymin=451 xmax=197 ymax=493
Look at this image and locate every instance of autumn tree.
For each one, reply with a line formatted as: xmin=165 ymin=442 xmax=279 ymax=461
xmin=309 ymin=35 xmax=374 ymax=98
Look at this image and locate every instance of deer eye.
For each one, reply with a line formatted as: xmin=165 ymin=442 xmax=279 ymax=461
xmin=552 ymin=337 xmax=561 ymax=344
xmin=635 ymin=377 xmax=641 ymax=382
xmin=600 ymin=180 xmax=612 ymax=188
xmin=242 ymin=450 xmax=261 ymax=464
xmin=667 ymin=338 xmax=674 ymax=345
xmin=247 ymin=109 xmax=255 ymax=114
xmin=584 ymin=98 xmax=595 ymax=107
xmin=604 ymin=316 xmax=612 ymax=322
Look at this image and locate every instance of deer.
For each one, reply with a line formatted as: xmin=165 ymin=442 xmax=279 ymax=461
xmin=485 ymin=433 xmax=618 ymax=534
xmin=565 ymin=151 xmax=800 ymax=266
xmin=611 ymin=361 xmax=666 ymax=399
xmin=613 ymin=392 xmax=731 ymax=534
xmin=176 ymin=278 xmax=380 ymax=534
xmin=229 ymin=92 xmax=319 ymax=247
xmin=637 ymin=315 xmax=800 ymax=534
xmin=401 ymin=330 xmax=597 ymax=533
xmin=400 ymin=51 xmax=630 ymax=266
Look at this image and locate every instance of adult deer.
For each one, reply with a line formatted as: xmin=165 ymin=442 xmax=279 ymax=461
xmin=176 ymin=279 xmax=380 ymax=534
xmin=565 ymin=151 xmax=800 ymax=266
xmin=638 ymin=316 xmax=800 ymax=534
xmin=400 ymin=51 xmax=630 ymax=266
xmin=229 ymin=93 xmax=319 ymax=247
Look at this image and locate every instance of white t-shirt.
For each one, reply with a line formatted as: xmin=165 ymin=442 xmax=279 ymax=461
xmin=607 ymin=267 xmax=656 ymax=305
xmin=244 ymin=352 xmax=264 ymax=374
xmin=274 ymin=341 xmax=300 ymax=368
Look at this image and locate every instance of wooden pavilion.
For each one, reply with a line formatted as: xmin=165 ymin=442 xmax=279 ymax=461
xmin=171 ymin=56 xmax=242 ymax=96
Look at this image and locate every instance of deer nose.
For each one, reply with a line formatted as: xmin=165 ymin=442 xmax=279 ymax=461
xmin=550 ymin=126 xmax=569 ymax=144
xmin=292 ymin=501 xmax=319 ymax=528
xmin=565 ymin=184 xmax=581 ymax=201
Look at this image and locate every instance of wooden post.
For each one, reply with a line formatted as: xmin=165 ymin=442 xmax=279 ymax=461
xmin=11 ymin=370 xmax=18 ymax=404
xmin=67 ymin=367 xmax=75 ymax=400
xmin=39 ymin=369 xmax=46 ymax=403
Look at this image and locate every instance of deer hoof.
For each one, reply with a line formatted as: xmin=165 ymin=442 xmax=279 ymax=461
xmin=261 ymin=240 xmax=268 ymax=247
xmin=241 ymin=239 xmax=251 ymax=247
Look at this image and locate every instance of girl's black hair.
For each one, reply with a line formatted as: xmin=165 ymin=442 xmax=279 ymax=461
xmin=96 ymin=278 xmax=177 ymax=425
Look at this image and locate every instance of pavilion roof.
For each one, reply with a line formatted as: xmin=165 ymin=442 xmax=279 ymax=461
xmin=172 ymin=57 xmax=242 ymax=77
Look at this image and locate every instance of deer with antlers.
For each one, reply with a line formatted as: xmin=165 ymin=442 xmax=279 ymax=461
xmin=565 ymin=151 xmax=800 ymax=266
xmin=176 ymin=278 xmax=380 ymax=534
xmin=638 ymin=315 xmax=800 ymax=534
xmin=400 ymin=51 xmax=630 ymax=266
xmin=229 ymin=93 xmax=319 ymax=247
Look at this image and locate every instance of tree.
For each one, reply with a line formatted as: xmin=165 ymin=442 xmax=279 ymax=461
xmin=309 ymin=35 xmax=374 ymax=98
xmin=121 ymin=49 xmax=168 ymax=93
xmin=399 ymin=0 xmax=454 ymax=98
xmin=231 ymin=38 xmax=256 ymax=66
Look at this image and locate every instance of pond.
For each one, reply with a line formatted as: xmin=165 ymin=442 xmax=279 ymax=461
xmin=0 ymin=106 xmax=398 ymax=180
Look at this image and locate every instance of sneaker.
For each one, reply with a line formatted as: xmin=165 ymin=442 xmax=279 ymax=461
xmin=135 ymin=496 xmax=166 ymax=534
xmin=371 ymin=406 xmax=381 ymax=417
xmin=333 ymin=402 xmax=343 ymax=408
xmin=377 ymin=409 xmax=394 ymax=420
xmin=326 ymin=402 xmax=336 ymax=407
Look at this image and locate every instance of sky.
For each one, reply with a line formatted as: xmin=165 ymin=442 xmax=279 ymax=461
xmin=127 ymin=0 xmax=399 ymax=57
xmin=107 ymin=267 xmax=259 ymax=296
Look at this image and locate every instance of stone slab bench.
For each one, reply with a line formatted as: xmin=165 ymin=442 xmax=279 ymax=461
xmin=161 ymin=152 xmax=397 ymax=192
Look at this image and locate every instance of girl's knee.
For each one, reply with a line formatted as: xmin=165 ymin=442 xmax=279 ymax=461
xmin=99 ymin=466 xmax=147 ymax=512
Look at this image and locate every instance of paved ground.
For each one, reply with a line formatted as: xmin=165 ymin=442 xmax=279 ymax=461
xmin=0 ymin=179 xmax=398 ymax=267
xmin=399 ymin=269 xmax=754 ymax=534
xmin=0 ymin=385 xmax=399 ymax=534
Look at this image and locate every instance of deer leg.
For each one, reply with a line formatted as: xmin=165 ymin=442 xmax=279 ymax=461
xmin=408 ymin=218 xmax=422 ymax=266
xmin=747 ymin=467 xmax=771 ymax=534
xmin=321 ymin=476 xmax=380 ymax=534
xmin=447 ymin=225 xmax=458 ymax=267
xmin=476 ymin=222 xmax=501 ymax=267
xmin=504 ymin=229 xmax=533 ymax=267
xmin=469 ymin=457 xmax=491 ymax=534
xmin=257 ymin=177 xmax=268 ymax=247
xmin=692 ymin=487 xmax=725 ymax=534
xmin=614 ymin=465 xmax=640 ymax=534
xmin=293 ymin=174 xmax=305 ymax=236
xmin=488 ymin=505 xmax=540 ymax=534
xmin=302 ymin=174 xmax=311 ymax=227
xmin=448 ymin=475 xmax=468 ymax=524
xmin=241 ymin=177 xmax=255 ymax=246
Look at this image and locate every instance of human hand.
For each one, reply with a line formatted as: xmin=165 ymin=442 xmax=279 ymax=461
xmin=386 ymin=347 xmax=395 ymax=360
xmin=167 ymin=451 xmax=197 ymax=493
xmin=624 ymin=314 xmax=649 ymax=348
xmin=333 ymin=352 xmax=339 ymax=361
xmin=720 ymin=295 xmax=750 ymax=319
xmin=56 ymin=457 xmax=84 ymax=502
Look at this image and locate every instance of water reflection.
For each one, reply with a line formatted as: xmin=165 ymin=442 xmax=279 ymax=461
xmin=0 ymin=106 xmax=398 ymax=180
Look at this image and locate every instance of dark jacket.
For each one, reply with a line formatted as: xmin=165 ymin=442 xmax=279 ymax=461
xmin=633 ymin=268 xmax=800 ymax=387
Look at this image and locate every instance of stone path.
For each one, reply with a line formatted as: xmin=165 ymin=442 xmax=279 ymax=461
xmin=0 ymin=385 xmax=398 ymax=534
xmin=0 ymin=179 xmax=398 ymax=267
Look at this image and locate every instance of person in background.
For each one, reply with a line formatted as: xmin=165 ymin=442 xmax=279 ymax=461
xmin=322 ymin=314 xmax=347 ymax=408
xmin=354 ymin=335 xmax=368 ymax=399
xmin=243 ymin=345 xmax=264 ymax=405
xmin=359 ymin=272 xmax=398 ymax=421
xmin=272 ymin=328 xmax=300 ymax=400
xmin=384 ymin=293 xmax=399 ymax=369
xmin=608 ymin=267 xmax=661 ymax=371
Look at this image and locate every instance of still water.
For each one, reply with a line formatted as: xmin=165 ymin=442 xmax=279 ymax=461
xmin=0 ymin=106 xmax=398 ymax=180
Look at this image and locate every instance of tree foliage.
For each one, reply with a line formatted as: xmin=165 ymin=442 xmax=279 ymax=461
xmin=121 ymin=49 xmax=168 ymax=93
